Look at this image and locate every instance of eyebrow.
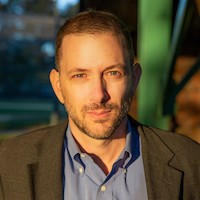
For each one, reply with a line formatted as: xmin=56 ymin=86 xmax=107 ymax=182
xmin=67 ymin=68 xmax=89 ymax=76
xmin=104 ymin=64 xmax=126 ymax=71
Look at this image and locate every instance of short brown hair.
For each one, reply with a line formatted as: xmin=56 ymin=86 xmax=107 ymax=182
xmin=55 ymin=10 xmax=134 ymax=69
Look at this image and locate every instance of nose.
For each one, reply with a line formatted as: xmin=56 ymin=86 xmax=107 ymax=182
xmin=90 ymin=77 xmax=110 ymax=103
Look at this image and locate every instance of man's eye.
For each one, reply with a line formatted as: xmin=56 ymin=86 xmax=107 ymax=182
xmin=107 ymin=71 xmax=122 ymax=77
xmin=72 ymin=74 xmax=86 ymax=78
xmin=109 ymin=71 xmax=118 ymax=75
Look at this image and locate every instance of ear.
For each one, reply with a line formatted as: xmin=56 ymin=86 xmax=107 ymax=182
xmin=131 ymin=63 xmax=142 ymax=94
xmin=49 ymin=69 xmax=65 ymax=104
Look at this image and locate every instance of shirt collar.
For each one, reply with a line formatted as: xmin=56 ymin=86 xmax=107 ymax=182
xmin=122 ymin=119 xmax=140 ymax=167
xmin=66 ymin=125 xmax=82 ymax=160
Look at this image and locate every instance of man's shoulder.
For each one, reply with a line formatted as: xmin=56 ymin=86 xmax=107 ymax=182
xmin=137 ymin=122 xmax=200 ymax=166
xmin=146 ymin=125 xmax=200 ymax=151
xmin=0 ymin=121 xmax=68 ymax=158
xmin=129 ymin=117 xmax=200 ymax=157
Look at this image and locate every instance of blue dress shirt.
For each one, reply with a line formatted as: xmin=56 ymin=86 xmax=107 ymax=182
xmin=63 ymin=120 xmax=148 ymax=199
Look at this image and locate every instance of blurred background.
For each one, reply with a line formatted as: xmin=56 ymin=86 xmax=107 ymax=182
xmin=0 ymin=0 xmax=199 ymax=143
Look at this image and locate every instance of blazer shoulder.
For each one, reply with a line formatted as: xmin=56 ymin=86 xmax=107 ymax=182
xmin=0 ymin=120 xmax=68 ymax=159
xmin=151 ymin=126 xmax=200 ymax=149
xmin=127 ymin=116 xmax=200 ymax=156
xmin=141 ymin=124 xmax=200 ymax=160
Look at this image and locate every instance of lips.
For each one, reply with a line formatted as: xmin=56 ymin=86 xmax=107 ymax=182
xmin=86 ymin=109 xmax=111 ymax=119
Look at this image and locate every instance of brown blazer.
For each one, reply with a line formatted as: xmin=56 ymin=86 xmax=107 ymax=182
xmin=0 ymin=117 xmax=200 ymax=200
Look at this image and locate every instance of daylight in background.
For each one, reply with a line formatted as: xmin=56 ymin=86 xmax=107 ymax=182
xmin=0 ymin=0 xmax=80 ymax=138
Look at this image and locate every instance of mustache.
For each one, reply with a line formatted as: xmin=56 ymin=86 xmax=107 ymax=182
xmin=81 ymin=103 xmax=118 ymax=112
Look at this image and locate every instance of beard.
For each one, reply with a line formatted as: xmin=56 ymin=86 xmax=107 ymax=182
xmin=64 ymin=97 xmax=132 ymax=140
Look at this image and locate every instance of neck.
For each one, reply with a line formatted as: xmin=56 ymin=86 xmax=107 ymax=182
xmin=69 ymin=117 xmax=128 ymax=175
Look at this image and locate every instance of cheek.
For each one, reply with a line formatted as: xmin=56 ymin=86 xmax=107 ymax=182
xmin=62 ymin=85 xmax=89 ymax=106
xmin=108 ymin=82 xmax=128 ymax=101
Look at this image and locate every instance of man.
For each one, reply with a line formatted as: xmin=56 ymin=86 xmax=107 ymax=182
xmin=0 ymin=10 xmax=200 ymax=200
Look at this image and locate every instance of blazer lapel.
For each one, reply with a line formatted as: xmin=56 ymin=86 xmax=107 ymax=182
xmin=0 ymin=121 xmax=68 ymax=200
xmin=33 ymin=121 xmax=68 ymax=200
xmin=0 ymin=141 xmax=38 ymax=200
xmin=137 ymin=124 xmax=183 ymax=200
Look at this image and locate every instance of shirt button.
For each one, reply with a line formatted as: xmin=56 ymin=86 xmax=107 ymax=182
xmin=80 ymin=154 xmax=86 ymax=158
xmin=101 ymin=185 xmax=107 ymax=192
xmin=79 ymin=167 xmax=84 ymax=174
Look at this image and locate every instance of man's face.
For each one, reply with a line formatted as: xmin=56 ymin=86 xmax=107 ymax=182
xmin=51 ymin=33 xmax=138 ymax=140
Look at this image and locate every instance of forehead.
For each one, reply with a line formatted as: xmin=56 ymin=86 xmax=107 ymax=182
xmin=59 ymin=33 xmax=125 ymax=69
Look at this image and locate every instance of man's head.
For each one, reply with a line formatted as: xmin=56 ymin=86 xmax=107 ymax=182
xmin=50 ymin=10 xmax=141 ymax=140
